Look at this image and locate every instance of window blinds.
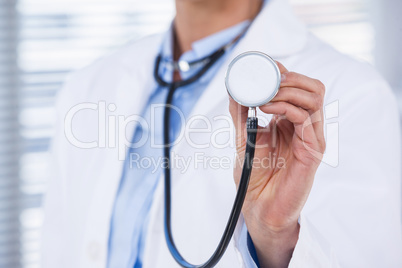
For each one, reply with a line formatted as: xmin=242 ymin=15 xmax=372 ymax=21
xmin=1 ymin=0 xmax=22 ymax=267
xmin=3 ymin=1 xmax=175 ymax=267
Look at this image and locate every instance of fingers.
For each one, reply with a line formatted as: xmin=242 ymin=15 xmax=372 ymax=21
xmin=260 ymin=101 xmax=316 ymax=142
xmin=277 ymin=61 xmax=325 ymax=96
xmin=274 ymin=61 xmax=325 ymax=146
xmin=281 ymin=72 xmax=325 ymax=95
xmin=269 ymin=85 xmax=325 ymax=142
xmin=270 ymin=87 xmax=323 ymax=112
xmin=275 ymin=61 xmax=324 ymax=113
xmin=260 ymin=102 xmax=310 ymax=125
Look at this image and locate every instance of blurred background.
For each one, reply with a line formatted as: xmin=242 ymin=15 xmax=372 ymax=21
xmin=0 ymin=0 xmax=401 ymax=267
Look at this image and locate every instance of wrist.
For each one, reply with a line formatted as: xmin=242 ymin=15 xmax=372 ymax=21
xmin=246 ymin=218 xmax=300 ymax=268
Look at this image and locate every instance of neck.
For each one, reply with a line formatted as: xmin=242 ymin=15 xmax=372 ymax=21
xmin=173 ymin=0 xmax=262 ymax=58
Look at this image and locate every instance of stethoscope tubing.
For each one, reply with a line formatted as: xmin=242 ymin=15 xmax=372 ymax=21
xmin=155 ymin=52 xmax=259 ymax=268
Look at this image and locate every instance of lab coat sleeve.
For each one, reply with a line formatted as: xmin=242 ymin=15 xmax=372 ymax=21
xmin=233 ymin=217 xmax=259 ymax=268
xmin=233 ymin=78 xmax=402 ymax=267
xmin=233 ymin=214 xmax=340 ymax=268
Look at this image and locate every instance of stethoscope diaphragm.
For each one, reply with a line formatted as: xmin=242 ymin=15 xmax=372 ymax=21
xmin=225 ymin=51 xmax=281 ymax=107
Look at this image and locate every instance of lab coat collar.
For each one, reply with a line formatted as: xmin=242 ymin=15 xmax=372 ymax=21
xmin=190 ymin=20 xmax=250 ymax=60
xmin=160 ymin=21 xmax=250 ymax=62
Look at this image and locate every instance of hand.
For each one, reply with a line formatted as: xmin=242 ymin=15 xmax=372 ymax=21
xmin=229 ymin=62 xmax=326 ymax=268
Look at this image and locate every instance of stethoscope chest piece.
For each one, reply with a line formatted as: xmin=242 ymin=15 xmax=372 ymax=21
xmin=225 ymin=51 xmax=281 ymax=107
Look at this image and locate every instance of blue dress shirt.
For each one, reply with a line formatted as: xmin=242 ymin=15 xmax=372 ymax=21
xmin=107 ymin=20 xmax=260 ymax=268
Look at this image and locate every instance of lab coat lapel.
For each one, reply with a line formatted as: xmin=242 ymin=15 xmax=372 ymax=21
xmin=79 ymin=35 xmax=163 ymax=268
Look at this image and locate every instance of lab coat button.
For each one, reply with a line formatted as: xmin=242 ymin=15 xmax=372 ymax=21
xmin=87 ymin=241 xmax=101 ymax=261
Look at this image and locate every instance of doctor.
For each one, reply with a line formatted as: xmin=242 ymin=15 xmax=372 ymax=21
xmin=42 ymin=0 xmax=402 ymax=267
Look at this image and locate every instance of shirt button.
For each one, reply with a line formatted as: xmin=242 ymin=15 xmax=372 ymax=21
xmin=87 ymin=241 xmax=101 ymax=261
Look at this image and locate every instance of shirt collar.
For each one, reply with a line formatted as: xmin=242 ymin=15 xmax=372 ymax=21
xmin=161 ymin=20 xmax=250 ymax=64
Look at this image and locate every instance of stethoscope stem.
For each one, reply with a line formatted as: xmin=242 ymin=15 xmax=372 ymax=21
xmin=248 ymin=107 xmax=257 ymax=118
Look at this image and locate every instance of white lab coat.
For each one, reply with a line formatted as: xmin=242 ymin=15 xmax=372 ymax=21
xmin=41 ymin=0 xmax=402 ymax=267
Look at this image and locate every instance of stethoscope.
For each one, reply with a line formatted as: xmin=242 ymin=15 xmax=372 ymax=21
xmin=154 ymin=31 xmax=281 ymax=268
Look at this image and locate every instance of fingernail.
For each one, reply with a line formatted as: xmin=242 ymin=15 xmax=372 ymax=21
xmin=281 ymin=73 xmax=286 ymax=83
